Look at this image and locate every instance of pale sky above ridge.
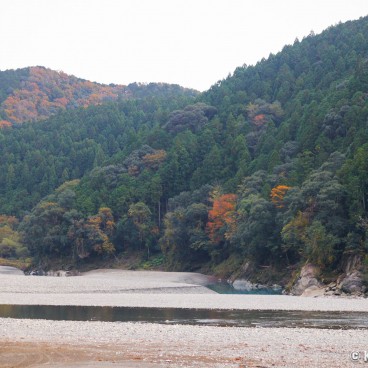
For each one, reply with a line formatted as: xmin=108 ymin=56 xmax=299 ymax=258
xmin=1 ymin=0 xmax=368 ymax=91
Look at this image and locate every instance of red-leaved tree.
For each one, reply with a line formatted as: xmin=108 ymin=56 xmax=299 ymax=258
xmin=207 ymin=193 xmax=237 ymax=243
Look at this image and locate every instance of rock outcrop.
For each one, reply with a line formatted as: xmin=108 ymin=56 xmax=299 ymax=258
xmin=291 ymin=263 xmax=323 ymax=296
xmin=338 ymin=270 xmax=364 ymax=294
xmin=336 ymin=253 xmax=365 ymax=295
xmin=290 ymin=255 xmax=367 ymax=297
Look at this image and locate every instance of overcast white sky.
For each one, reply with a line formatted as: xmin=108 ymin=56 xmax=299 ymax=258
xmin=1 ymin=0 xmax=368 ymax=91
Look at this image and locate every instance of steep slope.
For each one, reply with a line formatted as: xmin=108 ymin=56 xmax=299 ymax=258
xmin=0 ymin=96 xmax=198 ymax=215
xmin=0 ymin=66 xmax=198 ymax=125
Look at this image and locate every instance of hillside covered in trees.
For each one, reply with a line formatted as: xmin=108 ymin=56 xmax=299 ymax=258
xmin=0 ymin=66 xmax=198 ymax=125
xmin=1 ymin=16 xmax=368 ymax=291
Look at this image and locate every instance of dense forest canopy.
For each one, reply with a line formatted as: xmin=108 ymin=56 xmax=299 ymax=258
xmin=0 ymin=66 xmax=198 ymax=125
xmin=1 ymin=16 xmax=368 ymax=285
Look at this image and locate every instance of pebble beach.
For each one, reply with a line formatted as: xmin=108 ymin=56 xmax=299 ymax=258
xmin=0 ymin=267 xmax=368 ymax=367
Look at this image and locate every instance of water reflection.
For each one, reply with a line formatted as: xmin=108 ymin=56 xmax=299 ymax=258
xmin=0 ymin=304 xmax=367 ymax=329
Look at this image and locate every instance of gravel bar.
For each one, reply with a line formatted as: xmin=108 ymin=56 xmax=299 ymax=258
xmin=0 ymin=269 xmax=367 ymax=311
xmin=0 ymin=318 xmax=367 ymax=367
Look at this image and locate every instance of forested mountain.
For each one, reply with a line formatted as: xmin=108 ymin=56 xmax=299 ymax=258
xmin=0 ymin=66 xmax=198 ymax=125
xmin=1 ymin=16 xmax=368 ymax=290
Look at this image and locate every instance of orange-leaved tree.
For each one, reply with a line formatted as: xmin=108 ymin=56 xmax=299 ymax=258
xmin=142 ymin=149 xmax=167 ymax=169
xmin=206 ymin=193 xmax=237 ymax=243
xmin=270 ymin=185 xmax=291 ymax=208
xmin=252 ymin=113 xmax=267 ymax=126
xmin=0 ymin=120 xmax=12 ymax=128
xmin=68 ymin=207 xmax=115 ymax=259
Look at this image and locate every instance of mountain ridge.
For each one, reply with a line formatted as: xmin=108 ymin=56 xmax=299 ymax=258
xmin=0 ymin=66 xmax=198 ymax=125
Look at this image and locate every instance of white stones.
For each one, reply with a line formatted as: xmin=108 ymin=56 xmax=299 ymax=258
xmin=0 ymin=318 xmax=366 ymax=368
xmin=0 ymin=270 xmax=367 ymax=311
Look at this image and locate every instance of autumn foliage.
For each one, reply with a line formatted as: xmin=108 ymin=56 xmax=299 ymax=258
xmin=246 ymin=100 xmax=284 ymax=127
xmin=0 ymin=120 xmax=12 ymax=129
xmin=253 ymin=114 xmax=267 ymax=126
xmin=142 ymin=150 xmax=167 ymax=169
xmin=0 ymin=67 xmax=131 ymax=124
xmin=270 ymin=185 xmax=291 ymax=208
xmin=0 ymin=215 xmax=19 ymax=228
xmin=207 ymin=193 xmax=237 ymax=243
xmin=68 ymin=207 xmax=115 ymax=259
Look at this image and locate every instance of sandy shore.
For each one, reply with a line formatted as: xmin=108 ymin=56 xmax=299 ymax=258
xmin=1 ymin=267 xmax=368 ymax=367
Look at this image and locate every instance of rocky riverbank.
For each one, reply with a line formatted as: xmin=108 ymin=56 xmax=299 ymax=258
xmin=290 ymin=262 xmax=367 ymax=297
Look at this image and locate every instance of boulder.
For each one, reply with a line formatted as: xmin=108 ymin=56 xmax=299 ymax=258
xmin=45 ymin=269 xmax=80 ymax=277
xmin=338 ymin=270 xmax=363 ymax=294
xmin=301 ymin=285 xmax=325 ymax=297
xmin=29 ymin=269 xmax=45 ymax=276
xmin=291 ymin=263 xmax=322 ymax=296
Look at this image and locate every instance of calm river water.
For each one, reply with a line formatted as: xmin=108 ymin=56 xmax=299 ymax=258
xmin=0 ymin=304 xmax=367 ymax=329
